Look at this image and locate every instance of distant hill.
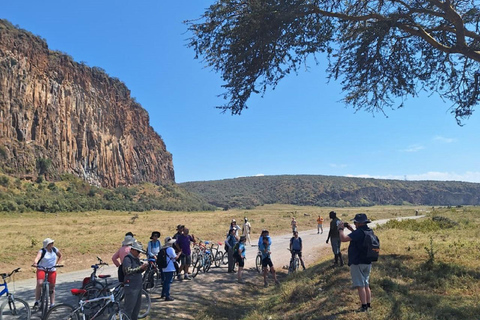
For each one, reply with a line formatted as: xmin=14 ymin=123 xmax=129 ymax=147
xmin=179 ymin=175 xmax=480 ymax=209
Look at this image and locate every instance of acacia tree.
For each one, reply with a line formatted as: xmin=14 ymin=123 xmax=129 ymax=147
xmin=186 ymin=0 xmax=480 ymax=124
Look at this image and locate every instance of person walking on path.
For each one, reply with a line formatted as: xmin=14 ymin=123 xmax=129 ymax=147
xmin=242 ymin=217 xmax=252 ymax=246
xmin=161 ymin=237 xmax=181 ymax=301
xmin=290 ymin=231 xmax=306 ymax=270
xmin=338 ymin=213 xmax=374 ymax=313
xmin=316 ymin=215 xmax=324 ymax=234
xmin=225 ymin=228 xmax=238 ymax=273
xmin=123 ymin=241 xmax=148 ymax=320
xmin=32 ymin=238 xmax=62 ymax=309
xmin=326 ymin=211 xmax=344 ymax=266
xmin=236 ymin=236 xmax=247 ymax=283
xmin=259 ymin=236 xmax=280 ymax=287
xmin=291 ymin=217 xmax=297 ymax=233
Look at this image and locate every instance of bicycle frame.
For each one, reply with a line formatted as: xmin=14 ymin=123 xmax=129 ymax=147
xmin=71 ymin=288 xmax=120 ymax=320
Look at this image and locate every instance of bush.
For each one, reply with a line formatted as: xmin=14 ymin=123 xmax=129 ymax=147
xmin=0 ymin=176 xmax=9 ymax=187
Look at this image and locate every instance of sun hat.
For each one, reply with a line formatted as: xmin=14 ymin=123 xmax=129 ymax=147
xmin=131 ymin=241 xmax=146 ymax=253
xmin=122 ymin=235 xmax=135 ymax=246
xmin=43 ymin=238 xmax=54 ymax=249
xmin=351 ymin=213 xmax=371 ymax=224
xmin=150 ymin=231 xmax=161 ymax=239
xmin=164 ymin=236 xmax=176 ymax=246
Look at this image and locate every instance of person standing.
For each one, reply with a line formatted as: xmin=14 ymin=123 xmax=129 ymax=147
xmin=338 ymin=213 xmax=374 ymax=313
xmin=290 ymin=231 xmax=306 ymax=270
xmin=230 ymin=219 xmax=241 ymax=236
xmin=225 ymin=228 xmax=238 ymax=273
xmin=291 ymin=217 xmax=297 ymax=233
xmin=259 ymin=236 xmax=280 ymax=287
xmin=236 ymin=236 xmax=247 ymax=283
xmin=122 ymin=241 xmax=148 ymax=320
xmin=112 ymin=235 xmax=135 ymax=283
xmin=176 ymin=228 xmax=195 ymax=280
xmin=242 ymin=217 xmax=252 ymax=245
xmin=316 ymin=215 xmax=324 ymax=234
xmin=32 ymin=238 xmax=62 ymax=309
xmin=326 ymin=211 xmax=344 ymax=266
xmin=147 ymin=231 xmax=161 ymax=260
xmin=161 ymin=237 xmax=181 ymax=301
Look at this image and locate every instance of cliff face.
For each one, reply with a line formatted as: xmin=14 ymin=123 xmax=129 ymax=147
xmin=0 ymin=20 xmax=175 ymax=187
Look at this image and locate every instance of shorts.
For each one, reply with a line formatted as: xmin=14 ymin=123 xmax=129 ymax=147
xmin=237 ymin=257 xmax=245 ymax=268
xmin=350 ymin=264 xmax=371 ymax=288
xmin=36 ymin=270 xmax=57 ymax=285
xmin=291 ymin=249 xmax=302 ymax=258
xmin=262 ymin=257 xmax=273 ymax=268
xmin=179 ymin=254 xmax=192 ymax=266
xmin=330 ymin=238 xmax=341 ymax=255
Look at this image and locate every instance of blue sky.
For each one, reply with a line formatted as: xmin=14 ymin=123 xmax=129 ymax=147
xmin=2 ymin=1 xmax=480 ymax=183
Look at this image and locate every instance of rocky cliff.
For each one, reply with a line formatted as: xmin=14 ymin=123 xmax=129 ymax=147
xmin=0 ymin=20 xmax=174 ymax=187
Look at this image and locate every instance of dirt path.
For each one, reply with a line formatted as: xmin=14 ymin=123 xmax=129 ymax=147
xmin=9 ymin=216 xmax=424 ymax=319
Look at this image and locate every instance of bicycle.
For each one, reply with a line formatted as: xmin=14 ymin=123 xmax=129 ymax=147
xmin=255 ymin=251 xmax=262 ymax=273
xmin=141 ymin=258 xmax=161 ymax=293
xmin=80 ymin=257 xmax=110 ymax=300
xmin=209 ymin=242 xmax=227 ymax=268
xmin=32 ymin=265 xmax=63 ymax=320
xmin=191 ymin=247 xmax=212 ymax=278
xmin=287 ymin=249 xmax=300 ymax=274
xmin=0 ymin=268 xmax=31 ymax=319
xmin=45 ymin=287 xmax=130 ymax=320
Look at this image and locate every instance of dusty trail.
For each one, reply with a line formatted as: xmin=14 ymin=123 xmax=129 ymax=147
xmin=8 ymin=216 xmax=424 ymax=319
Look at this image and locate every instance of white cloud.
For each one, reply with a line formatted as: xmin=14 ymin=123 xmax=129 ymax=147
xmin=433 ymin=136 xmax=456 ymax=143
xmin=401 ymin=144 xmax=424 ymax=152
xmin=330 ymin=163 xmax=347 ymax=168
xmin=254 ymin=173 xmax=265 ymax=177
xmin=346 ymin=171 xmax=480 ymax=183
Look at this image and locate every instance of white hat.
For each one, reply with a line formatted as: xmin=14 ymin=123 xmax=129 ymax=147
xmin=164 ymin=236 xmax=176 ymax=246
xmin=43 ymin=238 xmax=54 ymax=249
xmin=131 ymin=241 xmax=146 ymax=254
xmin=122 ymin=235 xmax=135 ymax=246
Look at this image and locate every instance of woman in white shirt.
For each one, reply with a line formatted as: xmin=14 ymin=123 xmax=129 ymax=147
xmin=32 ymin=238 xmax=62 ymax=308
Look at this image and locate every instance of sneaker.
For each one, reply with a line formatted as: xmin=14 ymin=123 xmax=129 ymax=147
xmin=49 ymin=304 xmax=55 ymax=309
xmin=32 ymin=301 xmax=39 ymax=311
xmin=184 ymin=275 xmax=192 ymax=280
xmin=355 ymin=306 xmax=368 ymax=313
xmin=160 ymin=295 xmax=165 ymax=299
xmin=165 ymin=296 xmax=174 ymax=301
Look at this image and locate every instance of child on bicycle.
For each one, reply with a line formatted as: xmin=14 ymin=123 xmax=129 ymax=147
xmin=259 ymin=236 xmax=280 ymax=287
xmin=32 ymin=238 xmax=62 ymax=309
xmin=290 ymin=231 xmax=306 ymax=270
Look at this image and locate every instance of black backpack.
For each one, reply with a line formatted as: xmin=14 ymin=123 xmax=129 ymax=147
xmin=157 ymin=248 xmax=168 ymax=269
xmin=232 ymin=242 xmax=240 ymax=259
xmin=362 ymin=230 xmax=380 ymax=262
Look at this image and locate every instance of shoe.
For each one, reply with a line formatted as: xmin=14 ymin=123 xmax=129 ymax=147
xmin=355 ymin=306 xmax=368 ymax=313
xmin=177 ymin=275 xmax=183 ymax=281
xmin=165 ymin=296 xmax=174 ymax=301
xmin=160 ymin=295 xmax=165 ymax=299
xmin=184 ymin=275 xmax=192 ymax=280
xmin=302 ymin=266 xmax=306 ymax=270
xmin=32 ymin=301 xmax=39 ymax=311
xmin=317 ymin=232 xmax=319 ymax=234
xmin=264 ymin=281 xmax=269 ymax=288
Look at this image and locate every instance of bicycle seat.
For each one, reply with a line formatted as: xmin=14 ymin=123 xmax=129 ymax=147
xmin=98 ymin=275 xmax=111 ymax=279
xmin=148 ymin=258 xmax=156 ymax=262
xmin=205 ymin=250 xmax=211 ymax=254
xmin=205 ymin=241 xmax=210 ymax=244
xmin=91 ymin=265 xmax=100 ymax=269
xmin=0 ymin=273 xmax=6 ymax=278
xmin=71 ymin=288 xmax=87 ymax=296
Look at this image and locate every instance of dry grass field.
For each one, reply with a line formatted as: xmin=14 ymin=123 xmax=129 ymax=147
xmin=0 ymin=204 xmax=420 ymax=280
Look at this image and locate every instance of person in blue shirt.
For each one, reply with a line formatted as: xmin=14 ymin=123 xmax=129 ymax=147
xmin=339 ymin=213 xmax=373 ymax=313
xmin=258 ymin=236 xmax=280 ymax=287
xmin=236 ymin=236 xmax=247 ymax=283
xmin=290 ymin=231 xmax=306 ymax=270
xmin=258 ymin=229 xmax=272 ymax=247
xmin=225 ymin=228 xmax=238 ymax=273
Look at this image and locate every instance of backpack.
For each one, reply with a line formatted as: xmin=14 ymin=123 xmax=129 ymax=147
xmin=157 ymin=248 xmax=168 ymax=269
xmin=362 ymin=230 xmax=380 ymax=262
xmin=232 ymin=242 xmax=240 ymax=259
xmin=38 ymin=247 xmax=57 ymax=264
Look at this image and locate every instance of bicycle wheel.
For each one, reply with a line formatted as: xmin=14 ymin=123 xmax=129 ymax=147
xmin=137 ymin=289 xmax=151 ymax=319
xmin=81 ymin=280 xmax=106 ymax=300
xmin=0 ymin=296 xmax=31 ymax=320
xmin=255 ymin=254 xmax=262 ymax=273
xmin=214 ymin=251 xmax=223 ymax=268
xmin=191 ymin=257 xmax=201 ymax=278
xmin=109 ymin=309 xmax=131 ymax=320
xmin=40 ymin=283 xmax=49 ymax=318
xmin=294 ymin=257 xmax=300 ymax=272
xmin=144 ymin=268 xmax=160 ymax=293
xmin=203 ymin=255 xmax=212 ymax=273
xmin=45 ymin=303 xmax=78 ymax=320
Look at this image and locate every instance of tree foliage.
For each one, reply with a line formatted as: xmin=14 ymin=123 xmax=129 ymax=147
xmin=186 ymin=0 xmax=480 ymax=123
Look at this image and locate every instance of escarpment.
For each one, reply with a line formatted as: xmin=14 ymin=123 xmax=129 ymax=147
xmin=0 ymin=20 xmax=174 ymax=187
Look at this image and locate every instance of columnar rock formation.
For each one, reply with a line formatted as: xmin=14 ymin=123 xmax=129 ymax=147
xmin=0 ymin=20 xmax=175 ymax=187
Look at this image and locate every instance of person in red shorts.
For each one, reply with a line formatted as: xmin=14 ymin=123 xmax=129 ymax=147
xmin=32 ymin=238 xmax=62 ymax=309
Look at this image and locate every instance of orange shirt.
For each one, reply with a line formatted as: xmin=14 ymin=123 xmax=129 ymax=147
xmin=317 ymin=217 xmax=324 ymax=224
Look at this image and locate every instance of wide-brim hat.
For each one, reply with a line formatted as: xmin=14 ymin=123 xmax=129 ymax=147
xmin=164 ymin=236 xmax=176 ymax=246
xmin=131 ymin=241 xmax=146 ymax=253
xmin=150 ymin=231 xmax=160 ymax=239
xmin=43 ymin=238 xmax=54 ymax=249
xmin=352 ymin=213 xmax=371 ymax=224
xmin=122 ymin=235 xmax=135 ymax=246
